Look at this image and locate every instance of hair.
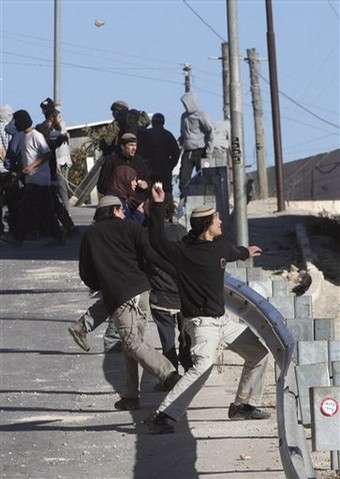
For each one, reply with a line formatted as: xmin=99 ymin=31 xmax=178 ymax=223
xmin=152 ymin=113 xmax=165 ymax=127
xmin=107 ymin=165 xmax=137 ymax=199
xmin=190 ymin=214 xmax=214 ymax=237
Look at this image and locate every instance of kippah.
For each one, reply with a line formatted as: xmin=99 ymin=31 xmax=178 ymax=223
xmin=97 ymin=195 xmax=122 ymax=209
xmin=190 ymin=205 xmax=216 ymax=219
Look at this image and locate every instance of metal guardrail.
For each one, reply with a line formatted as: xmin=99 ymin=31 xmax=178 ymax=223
xmin=70 ymin=155 xmax=105 ymax=206
xmin=224 ymin=273 xmax=317 ymax=479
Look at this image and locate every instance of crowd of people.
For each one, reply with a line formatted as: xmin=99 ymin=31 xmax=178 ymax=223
xmin=0 ymin=95 xmax=270 ymax=435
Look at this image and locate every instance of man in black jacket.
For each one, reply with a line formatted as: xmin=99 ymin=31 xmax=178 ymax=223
xmin=79 ymin=195 xmax=180 ymax=411
xmin=97 ymin=133 xmax=149 ymax=196
xmin=144 ymin=184 xmax=270 ymax=433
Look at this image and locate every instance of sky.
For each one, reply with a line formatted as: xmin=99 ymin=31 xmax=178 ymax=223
xmin=1 ymin=0 xmax=339 ymax=170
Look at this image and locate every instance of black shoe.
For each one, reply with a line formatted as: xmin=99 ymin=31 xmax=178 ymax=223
xmin=114 ymin=397 xmax=140 ymax=411
xmin=228 ymin=403 xmax=270 ymax=420
xmin=68 ymin=321 xmax=90 ymax=352
xmin=163 ymin=372 xmax=182 ymax=391
xmin=144 ymin=411 xmax=175 ymax=434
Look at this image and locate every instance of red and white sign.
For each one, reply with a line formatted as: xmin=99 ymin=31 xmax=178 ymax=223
xmin=320 ymin=397 xmax=339 ymax=417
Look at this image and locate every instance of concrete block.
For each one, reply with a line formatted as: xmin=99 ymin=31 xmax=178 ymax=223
xmin=295 ymin=363 xmax=331 ymax=426
xmin=228 ymin=268 xmax=247 ymax=283
xmin=310 ymin=386 xmax=340 ymax=451
xmin=295 ymin=296 xmax=313 ymax=319
xmin=269 ymin=296 xmax=295 ymax=318
xmin=246 ymin=267 xmax=264 ymax=282
xmin=297 ymin=340 xmax=328 ymax=365
xmin=331 ymin=361 xmax=340 ymax=386
xmin=329 ymin=340 xmax=340 ymax=362
xmin=272 ymin=280 xmax=291 ymax=297
xmin=314 ymin=318 xmax=335 ymax=340
xmin=285 ymin=319 xmax=314 ymax=341
xmin=248 ymin=280 xmax=272 ymax=299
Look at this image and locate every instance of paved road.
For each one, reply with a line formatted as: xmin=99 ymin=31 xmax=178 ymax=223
xmin=0 ymin=205 xmax=332 ymax=479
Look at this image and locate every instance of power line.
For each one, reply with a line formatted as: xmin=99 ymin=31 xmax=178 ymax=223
xmin=328 ymin=0 xmax=340 ymax=20
xmin=182 ymin=0 xmax=226 ymax=42
xmin=258 ymin=71 xmax=340 ymax=130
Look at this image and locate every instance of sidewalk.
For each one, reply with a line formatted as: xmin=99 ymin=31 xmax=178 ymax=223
xmin=0 ymin=205 xmax=333 ymax=479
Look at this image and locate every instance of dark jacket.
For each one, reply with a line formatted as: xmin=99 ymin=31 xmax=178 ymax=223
xmin=97 ymin=151 xmax=150 ymax=195
xmin=139 ymin=126 xmax=180 ymax=192
xmin=149 ymin=222 xmax=186 ymax=310
xmin=79 ymin=216 xmax=172 ymax=314
xmin=148 ymin=203 xmax=249 ymax=318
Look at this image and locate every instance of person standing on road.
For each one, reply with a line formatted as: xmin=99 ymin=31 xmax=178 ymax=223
xmin=144 ymin=184 xmax=270 ymax=434
xmin=178 ymin=92 xmax=214 ymax=197
xmin=139 ymin=113 xmax=180 ymax=194
xmin=78 ymin=195 xmax=181 ymax=411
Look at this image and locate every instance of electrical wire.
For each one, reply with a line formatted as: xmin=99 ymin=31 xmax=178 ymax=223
xmin=182 ymin=0 xmax=226 ymax=42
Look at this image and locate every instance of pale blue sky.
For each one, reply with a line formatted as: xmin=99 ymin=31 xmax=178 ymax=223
xmin=1 ymin=0 xmax=339 ymax=168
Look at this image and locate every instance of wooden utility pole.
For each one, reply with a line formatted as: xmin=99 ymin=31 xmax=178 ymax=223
xmin=183 ymin=64 xmax=191 ymax=92
xmin=246 ymin=48 xmax=268 ymax=199
xmin=265 ymin=0 xmax=285 ymax=211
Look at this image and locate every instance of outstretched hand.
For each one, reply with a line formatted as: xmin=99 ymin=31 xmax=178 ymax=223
xmin=248 ymin=245 xmax=262 ymax=257
xmin=151 ymin=182 xmax=165 ymax=203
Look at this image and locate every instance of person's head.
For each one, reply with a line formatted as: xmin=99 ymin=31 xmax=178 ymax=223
xmin=190 ymin=205 xmax=222 ymax=240
xmin=110 ymin=100 xmax=129 ymax=122
xmin=151 ymin=113 xmax=165 ymax=128
xmin=40 ymin=98 xmax=55 ymax=119
xmin=13 ymin=110 xmax=33 ymax=132
xmin=107 ymin=165 xmax=138 ymax=198
xmin=93 ymin=195 xmax=124 ymax=222
xmin=120 ymin=132 xmax=137 ymax=158
xmin=125 ymin=109 xmax=140 ymax=128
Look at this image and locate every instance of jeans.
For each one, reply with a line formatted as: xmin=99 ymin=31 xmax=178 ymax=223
xmin=178 ymin=148 xmax=204 ymax=195
xmin=158 ymin=313 xmax=269 ymax=421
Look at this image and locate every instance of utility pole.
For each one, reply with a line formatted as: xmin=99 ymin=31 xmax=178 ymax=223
xmin=183 ymin=64 xmax=191 ymax=92
xmin=265 ymin=0 xmax=285 ymax=211
xmin=226 ymin=0 xmax=249 ymax=246
xmin=54 ymin=0 xmax=61 ymax=109
xmin=246 ymin=48 xmax=268 ymax=199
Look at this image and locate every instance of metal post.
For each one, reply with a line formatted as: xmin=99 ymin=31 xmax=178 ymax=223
xmin=265 ymin=0 xmax=285 ymax=211
xmin=54 ymin=0 xmax=61 ymax=109
xmin=246 ymin=48 xmax=268 ymax=199
xmin=226 ymin=0 xmax=249 ymax=246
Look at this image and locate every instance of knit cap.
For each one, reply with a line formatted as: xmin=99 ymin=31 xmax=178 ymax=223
xmin=121 ymin=132 xmax=137 ymax=144
xmin=110 ymin=100 xmax=129 ymax=112
xmin=190 ymin=205 xmax=216 ymax=219
xmin=97 ymin=196 xmax=122 ymax=209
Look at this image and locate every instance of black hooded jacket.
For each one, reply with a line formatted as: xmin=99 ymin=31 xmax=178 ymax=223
xmin=148 ymin=203 xmax=249 ymax=318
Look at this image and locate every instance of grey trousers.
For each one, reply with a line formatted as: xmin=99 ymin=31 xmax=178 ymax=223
xmin=158 ymin=313 xmax=269 ymax=421
xmin=111 ymin=291 xmax=175 ymax=398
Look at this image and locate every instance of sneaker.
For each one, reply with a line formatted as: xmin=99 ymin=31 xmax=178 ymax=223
xmin=114 ymin=397 xmax=140 ymax=411
xmin=144 ymin=411 xmax=175 ymax=434
xmin=228 ymin=403 xmax=271 ymax=420
xmin=0 ymin=234 xmax=22 ymax=247
xmin=68 ymin=321 xmax=90 ymax=352
xmin=163 ymin=372 xmax=182 ymax=391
